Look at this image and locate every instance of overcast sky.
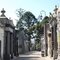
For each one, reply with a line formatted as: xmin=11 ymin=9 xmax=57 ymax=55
xmin=0 ymin=0 xmax=60 ymax=25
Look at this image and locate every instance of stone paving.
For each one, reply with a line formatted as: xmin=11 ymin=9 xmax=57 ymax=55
xmin=11 ymin=51 xmax=53 ymax=60
xmin=19 ymin=51 xmax=41 ymax=58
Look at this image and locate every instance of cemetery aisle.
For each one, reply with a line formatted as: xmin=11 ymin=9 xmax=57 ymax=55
xmin=11 ymin=51 xmax=53 ymax=60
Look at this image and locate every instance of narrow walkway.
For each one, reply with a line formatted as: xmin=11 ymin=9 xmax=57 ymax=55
xmin=11 ymin=51 xmax=53 ymax=60
xmin=19 ymin=51 xmax=41 ymax=58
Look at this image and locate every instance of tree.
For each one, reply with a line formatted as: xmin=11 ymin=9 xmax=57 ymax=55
xmin=30 ymin=16 xmax=49 ymax=51
xmin=16 ymin=8 xmax=25 ymax=28
xmin=16 ymin=9 xmax=37 ymax=51
xmin=41 ymin=16 xmax=49 ymax=25
xmin=22 ymin=11 xmax=37 ymax=51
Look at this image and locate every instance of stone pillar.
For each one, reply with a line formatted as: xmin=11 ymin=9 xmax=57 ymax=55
xmin=3 ymin=31 xmax=10 ymax=60
xmin=47 ymin=31 xmax=51 ymax=57
xmin=1 ymin=32 xmax=6 ymax=60
xmin=7 ymin=32 xmax=10 ymax=55
xmin=44 ymin=24 xmax=48 ymax=56
xmin=48 ymin=33 xmax=51 ymax=57
xmin=57 ymin=19 xmax=60 ymax=60
xmin=10 ymin=33 xmax=13 ymax=59
xmin=57 ymin=30 xmax=60 ymax=60
xmin=51 ymin=27 xmax=54 ymax=57
xmin=53 ymin=25 xmax=58 ymax=60
xmin=3 ymin=31 xmax=6 ymax=60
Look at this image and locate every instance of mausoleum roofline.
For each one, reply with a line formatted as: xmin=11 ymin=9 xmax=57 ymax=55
xmin=0 ymin=8 xmax=15 ymax=27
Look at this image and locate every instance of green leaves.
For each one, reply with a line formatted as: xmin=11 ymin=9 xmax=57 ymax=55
xmin=16 ymin=8 xmax=49 ymax=51
xmin=16 ymin=8 xmax=37 ymax=51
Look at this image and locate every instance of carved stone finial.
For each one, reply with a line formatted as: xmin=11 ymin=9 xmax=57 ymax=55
xmin=55 ymin=5 xmax=57 ymax=8
xmin=1 ymin=8 xmax=6 ymax=16
xmin=54 ymin=5 xmax=58 ymax=13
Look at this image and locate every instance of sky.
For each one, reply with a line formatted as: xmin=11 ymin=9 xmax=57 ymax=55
xmin=0 ymin=0 xmax=60 ymax=25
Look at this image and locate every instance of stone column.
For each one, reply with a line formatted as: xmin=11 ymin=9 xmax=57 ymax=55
xmin=7 ymin=32 xmax=10 ymax=55
xmin=2 ymin=31 xmax=6 ymax=60
xmin=57 ymin=30 xmax=60 ymax=60
xmin=3 ymin=31 xmax=10 ymax=60
xmin=44 ymin=24 xmax=48 ymax=56
xmin=51 ymin=27 xmax=54 ymax=57
xmin=10 ymin=33 xmax=13 ymax=59
xmin=57 ymin=20 xmax=60 ymax=60
xmin=47 ymin=31 xmax=51 ymax=57
xmin=53 ymin=25 xmax=58 ymax=60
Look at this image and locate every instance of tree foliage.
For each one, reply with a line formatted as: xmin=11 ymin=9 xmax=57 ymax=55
xmin=30 ymin=16 xmax=49 ymax=50
xmin=16 ymin=8 xmax=37 ymax=51
xmin=16 ymin=8 xmax=49 ymax=51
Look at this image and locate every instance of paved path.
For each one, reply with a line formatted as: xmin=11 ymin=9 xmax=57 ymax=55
xmin=11 ymin=51 xmax=53 ymax=60
xmin=19 ymin=51 xmax=41 ymax=58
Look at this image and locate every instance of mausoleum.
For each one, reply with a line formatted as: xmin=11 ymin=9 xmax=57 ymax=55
xmin=0 ymin=8 xmax=15 ymax=60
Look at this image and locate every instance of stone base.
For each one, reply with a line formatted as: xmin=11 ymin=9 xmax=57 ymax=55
xmin=57 ymin=54 xmax=60 ymax=60
xmin=3 ymin=53 xmax=10 ymax=60
xmin=10 ymin=53 xmax=13 ymax=59
xmin=53 ymin=50 xmax=58 ymax=60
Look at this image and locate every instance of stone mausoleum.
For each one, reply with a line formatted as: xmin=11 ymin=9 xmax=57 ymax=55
xmin=42 ymin=6 xmax=60 ymax=60
xmin=0 ymin=8 xmax=15 ymax=60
